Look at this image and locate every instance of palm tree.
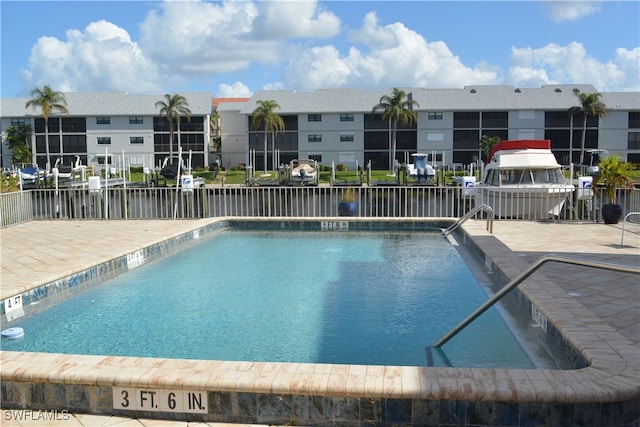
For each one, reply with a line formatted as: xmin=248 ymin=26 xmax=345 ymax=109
xmin=480 ymin=135 xmax=501 ymax=160
xmin=155 ymin=93 xmax=192 ymax=159
xmin=372 ymin=88 xmax=419 ymax=174
xmin=25 ymin=85 xmax=69 ymax=171
xmin=568 ymin=92 xmax=607 ymax=165
xmin=5 ymin=124 xmax=33 ymax=165
xmin=250 ymin=100 xmax=285 ymax=175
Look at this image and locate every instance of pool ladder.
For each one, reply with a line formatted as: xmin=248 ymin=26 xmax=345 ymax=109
xmin=442 ymin=204 xmax=494 ymax=237
xmin=433 ymin=255 xmax=640 ymax=348
xmin=620 ymin=212 xmax=640 ymax=246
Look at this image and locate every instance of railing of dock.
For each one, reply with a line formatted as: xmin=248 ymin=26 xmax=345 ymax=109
xmin=1 ymin=185 xmax=639 ymax=228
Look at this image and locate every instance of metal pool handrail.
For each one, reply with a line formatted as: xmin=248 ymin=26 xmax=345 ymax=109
xmin=442 ymin=204 xmax=494 ymax=237
xmin=433 ymin=255 xmax=640 ymax=348
xmin=620 ymin=212 xmax=640 ymax=246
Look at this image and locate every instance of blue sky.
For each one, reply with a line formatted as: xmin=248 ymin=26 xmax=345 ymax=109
xmin=1 ymin=0 xmax=638 ymax=98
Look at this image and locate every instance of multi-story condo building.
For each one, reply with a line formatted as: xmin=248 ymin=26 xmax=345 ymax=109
xmin=1 ymin=85 xmax=639 ymax=173
xmin=0 ymin=92 xmax=212 ymax=171
xmin=218 ymin=84 xmax=640 ymax=171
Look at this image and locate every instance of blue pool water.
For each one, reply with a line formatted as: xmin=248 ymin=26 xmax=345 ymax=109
xmin=2 ymin=229 xmax=534 ymax=368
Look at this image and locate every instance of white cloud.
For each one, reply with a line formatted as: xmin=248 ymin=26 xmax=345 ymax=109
xmin=253 ymin=0 xmax=341 ymax=39
xmin=22 ymin=20 xmax=162 ymax=93
xmin=508 ymin=43 xmax=640 ymax=91
xmin=139 ymin=0 xmax=340 ymax=77
xmin=217 ymin=81 xmax=252 ymax=98
xmin=139 ymin=0 xmax=275 ymax=75
xmin=546 ymin=0 xmax=603 ymax=22
xmin=283 ymin=12 xmax=498 ymax=90
xmin=262 ymin=81 xmax=286 ymax=91
xmin=17 ymin=0 xmax=638 ymax=95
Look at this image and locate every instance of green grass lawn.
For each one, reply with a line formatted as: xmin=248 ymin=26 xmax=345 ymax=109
xmin=115 ymin=166 xmax=640 ymax=187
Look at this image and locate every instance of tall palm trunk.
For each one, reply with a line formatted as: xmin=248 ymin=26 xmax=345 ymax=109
xmin=169 ymin=124 xmax=174 ymax=159
xmin=580 ymin=115 xmax=587 ymax=164
xmin=44 ymin=117 xmax=50 ymax=171
xmin=391 ymin=119 xmax=398 ymax=174
xmin=263 ymin=124 xmax=268 ymax=175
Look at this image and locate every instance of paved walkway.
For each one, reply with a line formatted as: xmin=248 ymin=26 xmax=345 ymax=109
xmin=462 ymin=220 xmax=639 ymax=346
xmin=1 ymin=219 xmax=638 ymax=426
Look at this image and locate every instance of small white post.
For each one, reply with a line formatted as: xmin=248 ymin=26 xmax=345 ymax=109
xmin=104 ymin=147 xmax=109 ymax=220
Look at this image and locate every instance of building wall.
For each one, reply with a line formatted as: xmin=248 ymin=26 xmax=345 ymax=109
xmin=221 ymin=86 xmax=639 ymax=170
xmin=218 ymin=108 xmax=248 ymax=170
xmin=0 ymin=92 xmax=212 ymax=171
xmin=86 ymin=116 xmax=155 ymax=169
xmin=600 ymin=111 xmax=634 ymax=154
xmin=297 ymin=113 xmax=365 ymax=168
xmin=3 ymin=88 xmax=639 ymax=172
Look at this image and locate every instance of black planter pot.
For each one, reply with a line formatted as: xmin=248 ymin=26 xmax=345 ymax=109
xmin=338 ymin=201 xmax=358 ymax=217
xmin=601 ymin=203 xmax=623 ymax=224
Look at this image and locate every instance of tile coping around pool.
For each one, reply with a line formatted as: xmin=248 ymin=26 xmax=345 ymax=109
xmin=1 ymin=218 xmax=639 ymax=426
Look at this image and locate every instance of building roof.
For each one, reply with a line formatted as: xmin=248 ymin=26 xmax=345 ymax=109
xmin=2 ymin=86 xmax=638 ymax=119
xmin=1 ymin=91 xmax=213 ymax=117
xmin=240 ymin=85 xmax=640 ymax=114
xmin=213 ymin=98 xmax=250 ymax=108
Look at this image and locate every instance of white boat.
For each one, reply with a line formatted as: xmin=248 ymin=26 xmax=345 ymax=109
xmin=475 ymin=140 xmax=575 ymax=219
xmin=406 ymin=153 xmax=436 ymax=184
xmin=290 ymin=159 xmax=318 ymax=185
xmin=18 ymin=164 xmax=46 ymax=188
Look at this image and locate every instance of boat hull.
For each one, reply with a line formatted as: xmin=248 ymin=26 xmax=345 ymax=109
xmin=474 ymin=185 xmax=574 ymax=219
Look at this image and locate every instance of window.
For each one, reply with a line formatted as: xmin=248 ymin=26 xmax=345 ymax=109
xmin=453 ymin=112 xmax=480 ymax=128
xmin=545 ymin=111 xmax=570 ymax=128
xmin=629 ymin=132 xmax=640 ymax=150
xmin=340 ymin=134 xmax=354 ymax=142
xmin=96 ymin=155 xmax=113 ymax=165
xmin=629 ymin=112 xmax=640 ymax=129
xmin=453 ymin=130 xmax=479 ymax=149
xmin=338 ymin=152 xmax=355 ymax=164
xmin=130 ymin=136 xmax=144 ymax=145
xmin=482 ymin=111 xmax=508 ymax=128
xmin=308 ymin=134 xmax=322 ymax=142
xmin=427 ymin=132 xmax=444 ymax=141
xmin=34 ymin=117 xmax=60 ymax=133
xmin=307 ymin=114 xmax=322 ymax=122
xmin=428 ymin=112 xmax=443 ymax=120
xmin=340 ymin=113 xmax=354 ymax=122
xmin=309 ymin=154 xmax=322 ymax=162
xmin=129 ymin=116 xmax=143 ymax=124
xmin=96 ymin=117 xmax=111 ymax=125
xmin=62 ymin=118 xmax=86 ymax=133
xmin=364 ymin=114 xmax=389 ymax=130
xmin=97 ymin=137 xmax=111 ymax=145
xmin=518 ymin=110 xmax=535 ymax=120
xmin=10 ymin=119 xmax=25 ymax=126
xmin=62 ymin=135 xmax=87 ymax=153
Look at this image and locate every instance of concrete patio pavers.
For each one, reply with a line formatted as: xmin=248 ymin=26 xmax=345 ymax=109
xmin=461 ymin=220 xmax=639 ymax=346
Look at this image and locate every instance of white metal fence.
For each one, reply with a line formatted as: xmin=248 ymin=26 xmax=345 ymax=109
xmin=0 ymin=191 xmax=33 ymax=227
xmin=1 ymin=186 xmax=639 ymax=227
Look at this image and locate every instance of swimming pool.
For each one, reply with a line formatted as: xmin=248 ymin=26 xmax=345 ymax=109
xmin=3 ymin=226 xmax=543 ymax=368
xmin=2 ymin=219 xmax=637 ymax=426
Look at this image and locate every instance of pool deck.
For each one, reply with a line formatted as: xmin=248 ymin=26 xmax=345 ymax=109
xmin=1 ymin=218 xmax=639 ymax=426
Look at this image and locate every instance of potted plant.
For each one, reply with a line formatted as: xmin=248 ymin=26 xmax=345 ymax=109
xmin=338 ymin=187 xmax=358 ymax=216
xmin=593 ymin=154 xmax=635 ymax=224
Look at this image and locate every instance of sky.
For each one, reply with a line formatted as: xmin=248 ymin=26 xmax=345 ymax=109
xmin=1 ymin=0 xmax=639 ymax=99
